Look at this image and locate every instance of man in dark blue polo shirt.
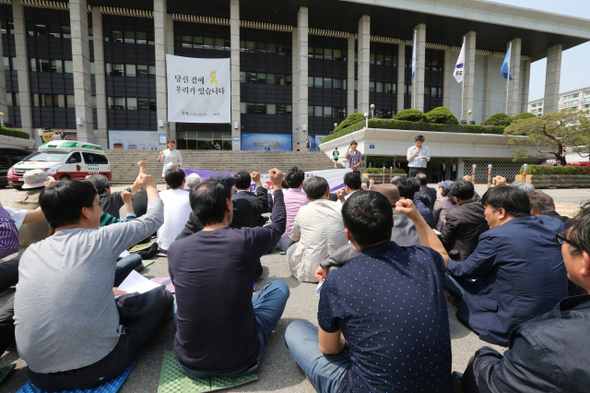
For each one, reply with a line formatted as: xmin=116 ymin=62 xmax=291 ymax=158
xmin=285 ymin=191 xmax=453 ymax=393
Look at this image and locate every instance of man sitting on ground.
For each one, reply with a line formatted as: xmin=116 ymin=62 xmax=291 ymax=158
xmin=232 ymin=171 xmax=268 ymax=228
xmin=439 ymin=180 xmax=489 ymax=261
xmin=392 ymin=177 xmax=434 ymax=228
xmin=14 ymin=175 xmax=172 ymax=391
xmin=433 ymin=180 xmax=458 ymax=231
xmin=286 ymin=192 xmax=453 ymax=392
xmin=529 ymin=190 xmax=572 ymax=228
xmin=277 ymin=167 xmax=308 ymax=252
xmin=157 ymin=168 xmax=192 ymax=253
xmin=461 ymin=202 xmax=590 ymax=393
xmin=168 ymin=169 xmax=290 ymax=378
xmin=287 ymin=176 xmax=348 ymax=282
xmin=444 ymin=185 xmax=567 ymax=346
xmin=417 ymin=173 xmax=437 ymax=209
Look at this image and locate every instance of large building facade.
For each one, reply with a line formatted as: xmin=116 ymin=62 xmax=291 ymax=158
xmin=0 ymin=0 xmax=588 ymax=150
xmin=528 ymin=86 xmax=590 ymax=116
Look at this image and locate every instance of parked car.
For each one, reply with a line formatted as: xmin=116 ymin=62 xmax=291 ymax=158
xmin=0 ymin=148 xmax=34 ymax=188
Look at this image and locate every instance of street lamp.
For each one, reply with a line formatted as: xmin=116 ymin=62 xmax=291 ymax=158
xmin=0 ymin=112 xmax=5 ymax=128
xmin=468 ymin=110 xmax=473 ymax=124
xmin=370 ymin=104 xmax=375 ymax=119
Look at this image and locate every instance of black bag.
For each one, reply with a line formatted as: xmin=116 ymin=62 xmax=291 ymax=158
xmin=128 ymin=241 xmax=158 ymax=260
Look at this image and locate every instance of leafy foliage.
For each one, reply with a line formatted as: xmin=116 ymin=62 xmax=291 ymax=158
xmin=524 ymin=164 xmax=590 ymax=175
xmin=394 ymin=109 xmax=427 ymax=122
xmin=511 ymin=112 xmax=537 ymax=121
xmin=425 ymin=107 xmax=459 ymax=124
xmin=332 ymin=113 xmax=365 ymax=134
xmin=365 ymin=167 xmax=406 ymax=174
xmin=482 ymin=112 xmax=513 ymax=127
xmin=0 ymin=127 xmax=30 ymax=139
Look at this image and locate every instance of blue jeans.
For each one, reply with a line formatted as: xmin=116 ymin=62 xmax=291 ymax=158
xmin=175 ymin=280 xmax=290 ymax=378
xmin=443 ymin=272 xmax=477 ymax=301
xmin=285 ymin=320 xmax=350 ymax=393
xmin=114 ymin=254 xmax=142 ymax=287
xmin=276 ymin=235 xmax=294 ymax=252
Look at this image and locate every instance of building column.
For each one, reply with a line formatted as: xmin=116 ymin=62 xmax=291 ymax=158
xmin=294 ymin=7 xmax=308 ymax=151
xmin=346 ymin=34 xmax=355 ymax=117
xmin=412 ymin=23 xmax=425 ymax=111
xmin=482 ymin=54 xmax=493 ymax=121
xmin=462 ymin=31 xmax=476 ymax=122
xmin=70 ymin=0 xmax=94 ymax=142
xmin=357 ymin=15 xmax=370 ymax=116
xmin=442 ymin=47 xmax=451 ymax=109
xmin=12 ymin=0 xmax=33 ymax=140
xmin=92 ymin=8 xmax=107 ymax=147
xmin=544 ymin=44 xmax=562 ymax=114
xmin=166 ymin=13 xmax=176 ymax=140
xmin=0 ymin=29 xmax=7 ymax=123
xmin=291 ymin=27 xmax=299 ymax=149
xmin=506 ymin=38 xmax=521 ymax=116
xmin=154 ymin=0 xmax=169 ymax=139
xmin=520 ymin=58 xmax=531 ymax=114
xmin=230 ymin=0 xmax=240 ymax=150
xmin=397 ymin=42 xmax=405 ymax=113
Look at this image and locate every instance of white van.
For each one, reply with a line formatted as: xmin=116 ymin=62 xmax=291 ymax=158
xmin=7 ymin=140 xmax=111 ymax=188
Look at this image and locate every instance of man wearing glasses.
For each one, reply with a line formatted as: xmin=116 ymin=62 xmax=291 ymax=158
xmin=461 ymin=204 xmax=590 ymax=392
xmin=443 ymin=185 xmax=567 ymax=346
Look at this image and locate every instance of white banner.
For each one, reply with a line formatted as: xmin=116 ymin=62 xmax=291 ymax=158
xmin=454 ymin=40 xmax=465 ymax=83
xmin=166 ymin=55 xmax=231 ymax=123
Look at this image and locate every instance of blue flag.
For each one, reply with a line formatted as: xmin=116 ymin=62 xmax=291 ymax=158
xmin=501 ymin=44 xmax=512 ymax=81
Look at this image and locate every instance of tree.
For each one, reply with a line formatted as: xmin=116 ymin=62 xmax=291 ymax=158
xmin=503 ymin=109 xmax=590 ymax=164
xmin=511 ymin=112 xmax=537 ymax=121
xmin=425 ymin=107 xmax=459 ymax=124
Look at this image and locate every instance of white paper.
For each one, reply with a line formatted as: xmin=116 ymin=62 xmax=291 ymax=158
xmin=315 ymin=280 xmax=324 ymax=296
xmin=116 ymin=270 xmax=162 ymax=296
xmin=118 ymin=250 xmax=130 ymax=259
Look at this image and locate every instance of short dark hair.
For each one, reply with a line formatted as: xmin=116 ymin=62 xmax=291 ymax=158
xmin=391 ymin=177 xmax=416 ymax=199
xmin=285 ymin=167 xmax=305 ymax=188
xmin=568 ymin=202 xmax=590 ymax=256
xmin=302 ymin=176 xmax=329 ymax=200
xmin=449 ymin=180 xmax=475 ymax=201
xmin=344 ymin=172 xmax=362 ymax=191
xmin=234 ymin=171 xmax=252 ymax=190
xmin=39 ymin=180 xmax=97 ymax=229
xmin=417 ymin=173 xmax=428 ymax=186
xmin=165 ymin=167 xmax=185 ymax=189
xmin=481 ymin=185 xmax=530 ymax=218
xmin=415 ymin=135 xmax=425 ymax=142
xmin=87 ymin=174 xmax=110 ymax=195
xmin=342 ymin=191 xmax=392 ymax=248
xmin=528 ymin=191 xmax=556 ymax=215
xmin=190 ymin=180 xmax=231 ymax=226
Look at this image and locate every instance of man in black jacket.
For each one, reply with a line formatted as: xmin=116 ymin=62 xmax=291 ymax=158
xmin=461 ymin=202 xmax=590 ymax=393
xmin=232 ymin=171 xmax=268 ymax=228
xmin=439 ymin=180 xmax=488 ymax=261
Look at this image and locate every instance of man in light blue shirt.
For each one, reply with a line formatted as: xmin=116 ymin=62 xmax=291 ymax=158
xmin=407 ymin=135 xmax=431 ymax=178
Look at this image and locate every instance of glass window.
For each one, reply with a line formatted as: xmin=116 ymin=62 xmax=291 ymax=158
xmin=286 ymin=104 xmax=292 ymax=114
xmin=61 ymin=25 xmax=71 ymax=39
xmin=308 ymin=76 xmax=314 ymax=86
xmin=573 ymin=93 xmax=579 ymax=98
xmin=149 ymin=98 xmax=157 ymax=111
xmin=214 ymin=38 xmax=224 ymax=51
xmin=376 ymin=82 xmax=384 ymax=93
xmin=55 ymin=94 xmax=65 ymax=108
xmin=267 ymin=104 xmax=276 ymax=115
xmin=585 ymin=97 xmax=590 ymax=102
xmin=114 ymin=97 xmax=125 ymax=110
xmin=246 ymin=103 xmax=256 ymax=114
xmin=105 ymin=63 xmax=112 ymax=75
xmin=181 ymin=35 xmax=192 ymax=48
xmin=424 ymin=86 xmax=431 ymax=96
xmin=49 ymin=24 xmax=60 ymax=38
xmin=147 ymin=32 xmax=155 ymax=45
xmin=135 ymin=31 xmax=147 ymax=45
xmin=5 ymin=92 xmax=11 ymax=106
xmin=240 ymin=102 xmax=246 ymax=113
xmin=333 ymin=49 xmax=342 ymax=61
xmin=277 ymin=104 xmax=286 ymax=115
xmin=286 ymin=75 xmax=292 ymax=86
xmin=369 ymin=81 xmax=375 ymax=92
xmin=239 ymin=71 xmax=246 ymax=83
xmin=29 ymin=58 xmax=36 ymax=72
xmin=64 ymin=60 xmax=73 ymax=73
xmin=203 ymin=37 xmax=214 ymax=50
xmin=324 ymin=48 xmax=333 ymax=60
xmin=370 ymin=53 xmax=375 ymax=64
xmin=36 ymin=23 xmax=48 ymax=36
xmin=246 ymin=72 xmax=256 ymax=83
xmin=314 ymin=106 xmax=322 ymax=117
xmin=125 ymin=64 xmax=136 ymax=77
xmin=40 ymin=94 xmax=53 ymax=107
xmin=384 ymin=55 xmax=392 ymax=66
xmin=334 ymin=79 xmax=342 ymax=89
xmin=149 ymin=65 xmax=156 ymax=77
xmin=324 ymin=106 xmax=332 ymax=117
xmin=573 ymin=100 xmax=579 ymax=105
xmin=107 ymin=96 xmax=113 ymax=109
xmin=67 ymin=152 xmax=82 ymax=163
xmin=39 ymin=59 xmax=50 ymax=72
xmin=138 ymin=98 xmax=149 ymax=110
xmin=255 ymin=103 xmax=266 ymax=114
xmin=112 ymin=64 xmax=124 ymax=77
xmin=32 ymin=94 xmax=39 ymax=106
xmin=276 ymin=74 xmax=285 ymax=85
xmin=66 ymin=95 xmax=75 ymax=107
xmin=50 ymin=59 xmax=62 ymax=73
xmin=112 ymin=30 xmax=123 ymax=43
xmin=137 ymin=64 xmax=148 ymax=77
xmin=308 ymin=106 xmax=314 ymax=116
xmin=245 ymin=41 xmax=255 ymax=53
xmin=266 ymin=73 xmax=275 ymax=85
xmin=315 ymin=77 xmax=322 ymax=88
xmin=256 ymin=73 xmax=266 ymax=84
xmin=315 ymin=47 xmax=323 ymax=59
xmin=193 ymin=36 xmax=203 ymax=49
xmin=82 ymin=153 xmax=108 ymax=165
xmin=324 ymin=78 xmax=332 ymax=89
xmin=277 ymin=44 xmax=289 ymax=56
xmin=124 ymin=30 xmax=135 ymax=44
xmin=308 ymin=46 xmax=314 ymax=58
xmin=376 ymin=54 xmax=384 ymax=65
xmin=127 ymin=97 xmax=137 ymax=110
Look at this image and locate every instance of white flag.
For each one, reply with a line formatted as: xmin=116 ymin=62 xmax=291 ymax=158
xmin=453 ymin=40 xmax=466 ymax=83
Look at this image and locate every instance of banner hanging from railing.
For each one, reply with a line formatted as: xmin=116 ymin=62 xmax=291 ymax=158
xmin=166 ymin=54 xmax=231 ymax=123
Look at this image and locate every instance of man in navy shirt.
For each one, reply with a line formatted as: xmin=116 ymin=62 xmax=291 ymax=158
xmin=168 ymin=168 xmax=289 ymax=378
xmin=285 ymin=191 xmax=453 ymax=393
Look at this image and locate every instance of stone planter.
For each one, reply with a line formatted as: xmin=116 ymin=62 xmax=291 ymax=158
xmin=0 ymin=135 xmax=35 ymax=149
xmin=363 ymin=172 xmax=407 ymax=185
xmin=515 ymin=174 xmax=590 ymax=189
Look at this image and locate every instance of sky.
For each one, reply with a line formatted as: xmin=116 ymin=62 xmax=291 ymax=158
xmin=486 ymin=0 xmax=590 ymax=100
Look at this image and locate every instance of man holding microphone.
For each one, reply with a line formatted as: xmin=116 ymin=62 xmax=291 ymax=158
xmin=407 ymin=135 xmax=430 ymax=178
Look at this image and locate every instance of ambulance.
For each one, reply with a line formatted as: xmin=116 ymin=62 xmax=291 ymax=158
xmin=7 ymin=140 xmax=111 ymax=188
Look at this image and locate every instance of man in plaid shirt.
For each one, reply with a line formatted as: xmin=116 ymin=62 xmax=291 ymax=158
xmin=345 ymin=141 xmax=362 ymax=173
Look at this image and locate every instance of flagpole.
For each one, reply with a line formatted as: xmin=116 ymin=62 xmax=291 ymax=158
xmin=505 ymin=43 xmax=511 ymax=114
xmin=460 ymin=37 xmax=466 ymax=122
xmin=412 ymin=30 xmax=416 ymax=109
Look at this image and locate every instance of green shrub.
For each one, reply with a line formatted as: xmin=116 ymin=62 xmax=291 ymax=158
xmin=482 ymin=113 xmax=512 ymax=127
xmin=365 ymin=167 xmax=407 ymax=174
xmin=0 ymin=127 xmax=30 ymax=139
xmin=425 ymin=107 xmax=459 ymax=124
xmin=523 ymin=165 xmax=590 ymax=175
xmin=393 ymin=168 xmax=406 ymax=173
xmin=511 ymin=112 xmax=537 ymax=121
xmin=332 ymin=113 xmax=365 ymax=134
xmin=394 ymin=109 xmax=427 ymax=122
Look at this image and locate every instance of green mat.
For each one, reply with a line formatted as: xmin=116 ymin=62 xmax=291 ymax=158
xmin=142 ymin=260 xmax=155 ymax=269
xmin=158 ymin=351 xmax=257 ymax=393
xmin=0 ymin=363 xmax=16 ymax=385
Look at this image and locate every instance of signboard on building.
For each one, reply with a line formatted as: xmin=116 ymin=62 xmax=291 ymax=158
xmin=166 ymin=55 xmax=231 ymax=124
xmin=108 ymin=130 xmax=160 ymax=150
xmin=241 ymin=133 xmax=292 ymax=151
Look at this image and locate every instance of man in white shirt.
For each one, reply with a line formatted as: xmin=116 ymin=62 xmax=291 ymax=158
xmin=406 ymin=135 xmax=431 ymax=178
xmin=287 ymin=176 xmax=347 ymax=282
xmin=158 ymin=140 xmax=183 ymax=178
xmin=157 ymin=168 xmax=192 ymax=253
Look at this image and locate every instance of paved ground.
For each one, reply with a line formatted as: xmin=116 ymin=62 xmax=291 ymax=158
xmin=0 ymin=183 xmax=588 ymax=392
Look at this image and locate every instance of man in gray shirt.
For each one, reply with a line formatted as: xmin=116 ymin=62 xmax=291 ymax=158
xmin=14 ymin=174 xmax=173 ymax=391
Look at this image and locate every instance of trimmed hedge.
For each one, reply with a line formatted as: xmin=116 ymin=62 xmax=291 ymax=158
xmin=333 ymin=113 xmax=365 ymax=134
xmin=321 ymin=119 xmax=505 ymax=143
xmin=511 ymin=112 xmax=537 ymax=121
xmin=425 ymin=107 xmax=459 ymax=124
xmin=523 ymin=165 xmax=590 ymax=175
xmin=395 ymin=109 xmax=427 ymax=122
xmin=0 ymin=127 xmax=30 ymax=139
xmin=365 ymin=167 xmax=406 ymax=174
xmin=482 ymin=112 xmax=512 ymax=127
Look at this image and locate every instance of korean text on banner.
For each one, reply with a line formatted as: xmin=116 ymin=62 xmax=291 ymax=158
xmin=166 ymin=55 xmax=231 ymax=123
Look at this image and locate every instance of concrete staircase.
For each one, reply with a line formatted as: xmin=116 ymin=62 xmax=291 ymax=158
xmin=104 ymin=150 xmax=338 ymax=184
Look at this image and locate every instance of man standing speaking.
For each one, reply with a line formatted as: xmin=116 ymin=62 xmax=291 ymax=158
xmin=407 ymin=135 xmax=430 ymax=178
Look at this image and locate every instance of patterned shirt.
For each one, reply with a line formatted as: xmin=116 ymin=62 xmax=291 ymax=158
xmin=318 ymin=241 xmax=452 ymax=392
xmin=347 ymin=150 xmax=362 ymax=172
xmin=0 ymin=207 xmax=19 ymax=259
